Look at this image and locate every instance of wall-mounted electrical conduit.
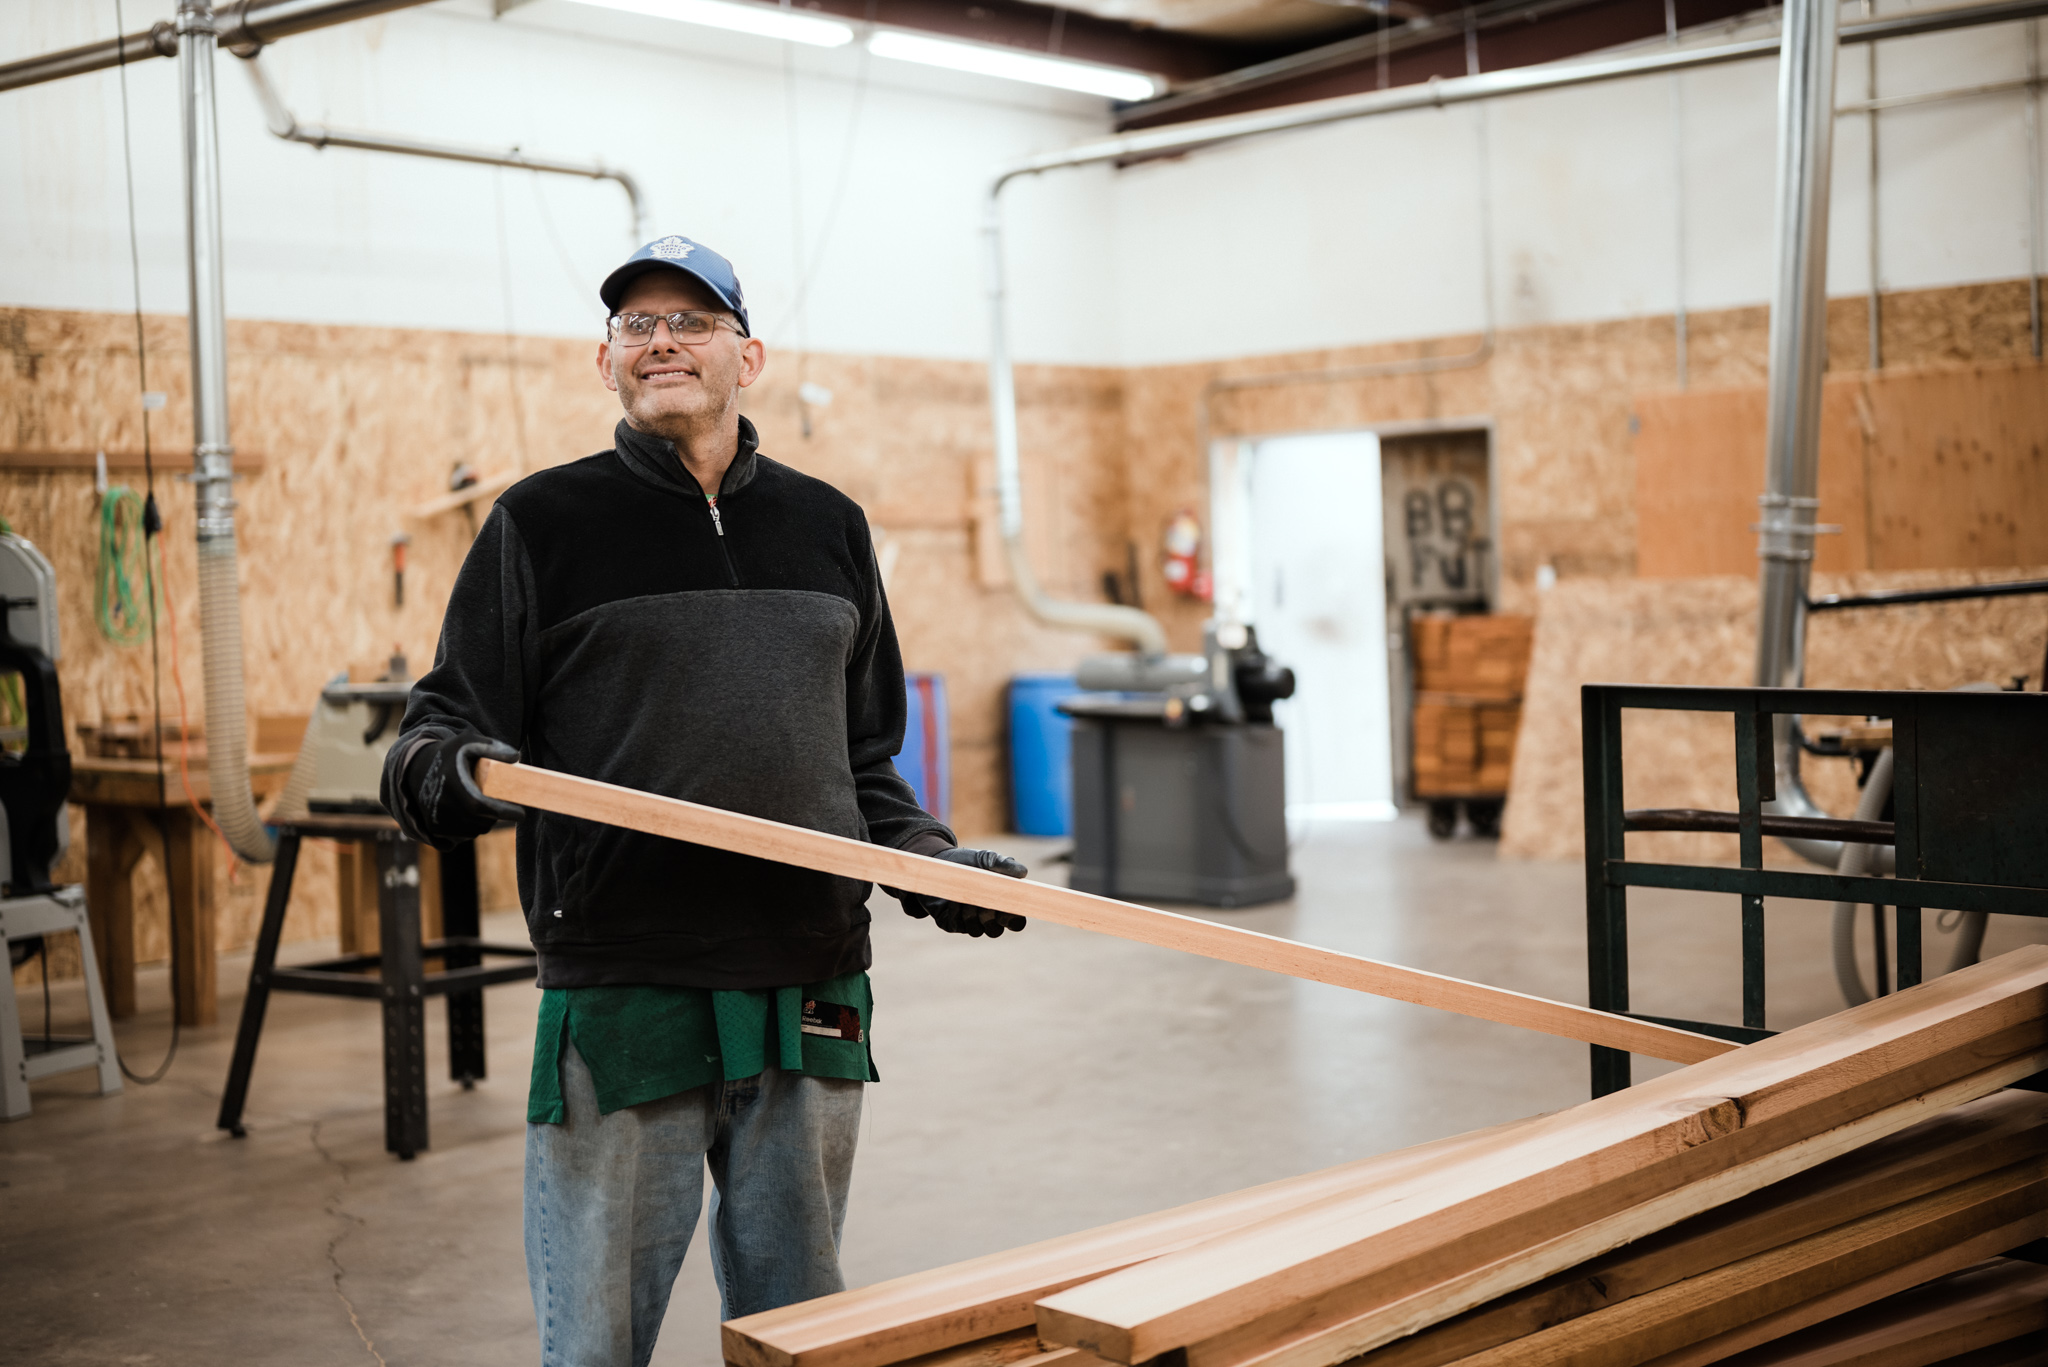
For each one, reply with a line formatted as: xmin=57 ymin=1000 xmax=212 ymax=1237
xmin=239 ymin=51 xmax=646 ymax=241
xmin=981 ymin=0 xmax=2048 ymax=652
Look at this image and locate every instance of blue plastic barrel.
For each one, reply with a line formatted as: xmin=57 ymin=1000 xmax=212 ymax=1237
xmin=1008 ymin=673 xmax=1078 ymax=837
xmin=900 ymin=672 xmax=950 ymax=824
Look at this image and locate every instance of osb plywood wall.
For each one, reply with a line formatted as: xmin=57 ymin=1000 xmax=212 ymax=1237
xmin=1498 ymin=568 xmax=2048 ymax=863
xmin=2 ymin=307 xmax=1130 ymax=981
xmin=1636 ymin=361 xmax=2048 ymax=577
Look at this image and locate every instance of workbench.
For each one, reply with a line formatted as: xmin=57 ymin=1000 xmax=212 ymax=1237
xmin=71 ymin=751 xmax=298 ymax=1027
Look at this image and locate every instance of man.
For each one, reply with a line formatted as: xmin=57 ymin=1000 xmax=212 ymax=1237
xmin=382 ymin=233 xmax=1027 ymax=1367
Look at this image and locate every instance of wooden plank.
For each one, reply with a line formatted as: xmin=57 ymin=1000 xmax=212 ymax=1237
xmin=1168 ymin=1046 xmax=2048 ymax=1367
xmin=1031 ymin=949 xmax=2048 ymax=1366
xmin=1432 ymin=1158 xmax=2048 ymax=1367
xmin=1341 ymin=1090 xmax=2048 ymax=1367
xmin=722 ymin=1116 xmax=1546 ymax=1367
xmin=1699 ymin=1258 xmax=2048 ymax=1367
xmin=0 ymin=449 xmax=266 ymax=473
xmin=1640 ymin=1217 xmax=2048 ymax=1367
xmin=409 ymin=470 xmax=518 ymax=520
xmin=476 ymin=762 xmax=1732 ymax=1065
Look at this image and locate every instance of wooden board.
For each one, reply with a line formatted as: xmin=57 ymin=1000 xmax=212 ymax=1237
xmin=1433 ymin=1158 xmax=2048 ymax=1367
xmin=1641 ymin=1218 xmax=2048 ymax=1367
xmin=475 ymin=761 xmax=1731 ymax=1065
xmin=1030 ymin=948 xmax=2048 ymax=1366
xmin=1702 ymin=1257 xmax=2048 ymax=1367
xmin=1163 ymin=1048 xmax=2048 ymax=1367
xmin=1345 ymin=1090 xmax=2048 ymax=1367
xmin=0 ymin=449 xmax=266 ymax=472
xmin=722 ymin=1116 xmax=1544 ymax=1367
xmin=1632 ymin=361 xmax=2048 ymax=579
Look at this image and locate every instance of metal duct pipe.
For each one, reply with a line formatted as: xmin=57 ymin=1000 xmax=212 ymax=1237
xmin=981 ymin=199 xmax=1168 ymax=653
xmin=1 ymin=0 xmax=433 ymax=93
xmin=179 ymin=0 xmax=276 ymax=864
xmin=241 ymin=52 xmax=646 ymax=240
xmin=1753 ymin=0 xmax=1841 ymax=866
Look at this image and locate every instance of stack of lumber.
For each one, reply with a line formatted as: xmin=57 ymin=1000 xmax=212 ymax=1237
xmin=726 ymin=948 xmax=2048 ymax=1367
xmin=1409 ymin=615 xmax=1533 ymax=798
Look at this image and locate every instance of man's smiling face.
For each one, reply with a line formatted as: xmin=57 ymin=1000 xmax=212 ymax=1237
xmin=597 ymin=271 xmax=763 ymax=437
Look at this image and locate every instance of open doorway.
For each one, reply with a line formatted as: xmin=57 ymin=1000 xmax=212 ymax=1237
xmin=1245 ymin=431 xmax=1396 ymax=820
xmin=1378 ymin=427 xmax=1498 ymax=805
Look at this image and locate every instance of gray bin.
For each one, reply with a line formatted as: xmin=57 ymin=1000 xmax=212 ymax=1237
xmin=1068 ymin=717 xmax=1294 ymax=908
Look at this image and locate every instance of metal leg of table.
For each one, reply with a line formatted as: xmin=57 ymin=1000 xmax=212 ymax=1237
xmin=217 ymin=832 xmax=302 ymax=1138
xmin=376 ymin=836 xmax=428 ymax=1160
xmin=439 ymin=841 xmax=486 ymax=1087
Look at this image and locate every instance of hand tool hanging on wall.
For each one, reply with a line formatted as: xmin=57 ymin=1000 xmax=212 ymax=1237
xmin=475 ymin=760 xmax=1733 ymax=1064
xmin=389 ymin=531 xmax=410 ymax=608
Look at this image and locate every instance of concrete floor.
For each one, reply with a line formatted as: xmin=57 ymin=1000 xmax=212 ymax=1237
xmin=8 ymin=814 xmax=2046 ymax=1366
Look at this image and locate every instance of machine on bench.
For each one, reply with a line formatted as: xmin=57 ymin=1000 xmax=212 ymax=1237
xmin=1061 ymin=625 xmax=1298 ymax=908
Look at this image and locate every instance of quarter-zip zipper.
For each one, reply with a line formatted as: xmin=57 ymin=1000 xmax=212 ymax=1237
xmin=706 ymin=495 xmax=740 ymax=587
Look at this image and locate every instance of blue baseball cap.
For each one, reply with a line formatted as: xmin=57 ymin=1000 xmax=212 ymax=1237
xmin=599 ymin=234 xmax=750 ymax=336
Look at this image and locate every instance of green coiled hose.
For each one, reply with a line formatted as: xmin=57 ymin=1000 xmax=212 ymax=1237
xmin=97 ymin=485 xmax=156 ymax=647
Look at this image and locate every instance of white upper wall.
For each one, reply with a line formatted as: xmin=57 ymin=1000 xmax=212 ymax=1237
xmin=0 ymin=0 xmax=1119 ymax=362
xmin=1101 ymin=1 xmax=2047 ymax=364
xmin=3 ymin=0 xmax=2042 ymax=367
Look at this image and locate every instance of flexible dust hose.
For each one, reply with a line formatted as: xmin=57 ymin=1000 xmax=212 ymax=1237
xmin=1831 ymin=746 xmax=1894 ymax=1006
xmin=197 ymin=536 xmax=279 ymax=862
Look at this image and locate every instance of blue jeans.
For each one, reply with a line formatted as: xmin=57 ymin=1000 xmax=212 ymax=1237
xmin=525 ymin=1042 xmax=863 ymax=1367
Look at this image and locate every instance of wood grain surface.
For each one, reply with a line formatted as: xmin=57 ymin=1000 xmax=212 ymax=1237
xmin=1341 ymin=1091 xmax=2048 ymax=1367
xmin=722 ymin=1117 xmax=1544 ymax=1367
xmin=1032 ymin=950 xmax=2048 ymax=1365
xmin=475 ymin=761 xmax=1732 ymax=1064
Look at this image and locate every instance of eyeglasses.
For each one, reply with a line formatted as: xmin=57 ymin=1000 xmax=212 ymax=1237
xmin=607 ymin=311 xmax=744 ymax=347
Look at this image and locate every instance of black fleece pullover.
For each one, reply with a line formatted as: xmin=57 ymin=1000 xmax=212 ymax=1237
xmin=382 ymin=416 xmax=954 ymax=990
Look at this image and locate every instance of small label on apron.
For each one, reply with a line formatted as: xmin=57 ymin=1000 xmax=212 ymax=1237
xmin=800 ymin=999 xmax=863 ymax=1043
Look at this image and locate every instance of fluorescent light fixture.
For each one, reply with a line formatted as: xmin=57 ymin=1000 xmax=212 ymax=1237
xmin=866 ymin=31 xmax=1161 ymax=101
xmin=572 ymin=0 xmax=855 ymax=47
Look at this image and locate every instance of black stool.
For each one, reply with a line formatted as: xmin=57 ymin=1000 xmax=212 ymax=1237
xmin=217 ymin=816 xmax=536 ymax=1158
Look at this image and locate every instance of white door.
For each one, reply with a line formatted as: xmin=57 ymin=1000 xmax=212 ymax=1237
xmin=1247 ymin=431 xmax=1395 ymax=820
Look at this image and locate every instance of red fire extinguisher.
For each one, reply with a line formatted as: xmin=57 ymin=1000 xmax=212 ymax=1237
xmin=1162 ymin=508 xmax=1211 ymax=601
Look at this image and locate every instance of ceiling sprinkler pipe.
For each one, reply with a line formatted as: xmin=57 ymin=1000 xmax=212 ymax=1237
xmin=1753 ymin=0 xmax=1845 ymax=868
xmin=983 ymin=188 xmax=1169 ymax=655
xmin=180 ymin=0 xmax=277 ymax=864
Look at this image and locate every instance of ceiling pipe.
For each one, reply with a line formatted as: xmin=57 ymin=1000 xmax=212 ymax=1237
xmin=240 ymin=51 xmax=646 ymax=241
xmin=1754 ymin=0 xmax=1845 ymax=868
xmin=0 ymin=0 xmax=434 ymax=93
xmin=175 ymin=0 xmax=282 ymax=864
xmin=982 ymin=0 xmax=2048 ymax=654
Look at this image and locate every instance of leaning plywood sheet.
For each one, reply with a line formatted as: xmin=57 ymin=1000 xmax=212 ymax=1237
xmin=1348 ymin=1090 xmax=2048 ymax=1367
xmin=723 ymin=1118 xmax=1543 ymax=1367
xmin=478 ymin=761 xmax=1730 ymax=1065
xmin=1704 ymin=1257 xmax=2048 ymax=1367
xmin=1033 ymin=948 xmax=2048 ymax=1367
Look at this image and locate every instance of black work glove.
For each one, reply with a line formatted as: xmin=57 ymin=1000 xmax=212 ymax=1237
xmin=889 ymin=846 xmax=1029 ymax=938
xmin=401 ymin=730 xmax=524 ymax=844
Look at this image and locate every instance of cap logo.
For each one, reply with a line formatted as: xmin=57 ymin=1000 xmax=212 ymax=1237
xmin=650 ymin=236 xmax=695 ymax=260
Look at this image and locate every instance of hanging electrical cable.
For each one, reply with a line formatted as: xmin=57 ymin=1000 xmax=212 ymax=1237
xmin=113 ymin=0 xmax=179 ymax=1086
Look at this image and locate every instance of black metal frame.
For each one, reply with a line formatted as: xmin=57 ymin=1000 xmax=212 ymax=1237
xmin=217 ymin=820 xmax=536 ymax=1158
xmin=1583 ymin=685 xmax=2048 ymax=1098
